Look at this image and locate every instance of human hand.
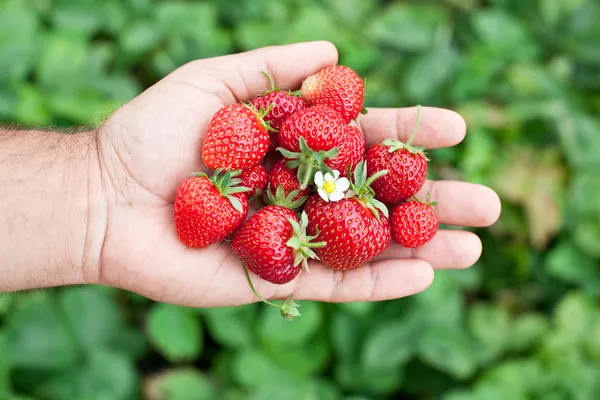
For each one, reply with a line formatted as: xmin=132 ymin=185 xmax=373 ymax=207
xmin=94 ymin=41 xmax=501 ymax=308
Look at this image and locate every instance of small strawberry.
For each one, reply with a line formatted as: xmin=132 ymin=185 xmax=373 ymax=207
xmin=202 ymin=103 xmax=273 ymax=170
xmin=278 ymin=105 xmax=353 ymax=189
xmin=391 ymin=196 xmax=439 ymax=248
xmin=174 ymin=169 xmax=250 ymax=248
xmin=239 ymin=164 xmax=268 ymax=197
xmin=300 ymin=65 xmax=366 ymax=123
xmin=304 ymin=161 xmax=391 ymax=271
xmin=233 ymin=209 xmax=324 ymax=320
xmin=264 ymin=158 xmax=310 ymax=206
xmin=336 ymin=124 xmax=366 ymax=176
xmin=366 ymin=105 xmax=428 ymax=204
xmin=251 ymin=71 xmax=307 ymax=151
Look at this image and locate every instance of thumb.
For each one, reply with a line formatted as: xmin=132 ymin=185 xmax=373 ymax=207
xmin=165 ymin=41 xmax=339 ymax=104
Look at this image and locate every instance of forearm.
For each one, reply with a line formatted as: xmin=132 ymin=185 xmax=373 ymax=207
xmin=0 ymin=128 xmax=105 ymax=292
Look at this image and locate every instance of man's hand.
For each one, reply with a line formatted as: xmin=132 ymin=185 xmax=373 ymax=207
xmin=0 ymin=41 xmax=501 ymax=307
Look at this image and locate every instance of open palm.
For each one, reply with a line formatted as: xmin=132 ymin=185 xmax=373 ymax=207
xmin=95 ymin=41 xmax=501 ymax=309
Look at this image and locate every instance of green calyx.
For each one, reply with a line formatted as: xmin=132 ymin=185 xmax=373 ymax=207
xmin=194 ymin=169 xmax=251 ymax=213
xmin=263 ymin=184 xmax=307 ymax=210
xmin=243 ymin=101 xmax=277 ymax=133
xmin=277 ymin=136 xmax=339 ymax=190
xmin=260 ymin=70 xmax=303 ymax=97
xmin=381 ymin=104 xmax=429 ymax=161
xmin=285 ymin=211 xmax=326 ymax=272
xmin=242 ymin=264 xmax=301 ymax=321
xmin=344 ymin=160 xmax=389 ymax=220
xmin=412 ymin=193 xmax=438 ymax=208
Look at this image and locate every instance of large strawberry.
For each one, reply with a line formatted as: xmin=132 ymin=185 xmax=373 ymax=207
xmin=304 ymin=161 xmax=391 ymax=271
xmin=300 ymin=65 xmax=366 ymax=123
xmin=264 ymin=158 xmax=310 ymax=206
xmin=239 ymin=163 xmax=267 ymax=198
xmin=233 ymin=209 xmax=324 ymax=320
xmin=336 ymin=125 xmax=366 ymax=176
xmin=366 ymin=105 xmax=428 ymax=204
xmin=202 ymin=103 xmax=272 ymax=170
xmin=278 ymin=105 xmax=352 ymax=189
xmin=251 ymin=71 xmax=307 ymax=151
xmin=391 ymin=196 xmax=439 ymax=248
xmin=174 ymin=169 xmax=250 ymax=248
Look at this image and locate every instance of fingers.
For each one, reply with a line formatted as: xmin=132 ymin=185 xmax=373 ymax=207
xmin=377 ymin=230 xmax=483 ymax=269
xmin=169 ymin=41 xmax=339 ymax=104
xmin=357 ymin=106 xmax=467 ymax=149
xmin=415 ymin=180 xmax=501 ymax=227
xmin=266 ymin=259 xmax=435 ymax=303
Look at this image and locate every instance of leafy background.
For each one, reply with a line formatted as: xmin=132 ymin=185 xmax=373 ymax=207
xmin=1 ymin=0 xmax=600 ymax=399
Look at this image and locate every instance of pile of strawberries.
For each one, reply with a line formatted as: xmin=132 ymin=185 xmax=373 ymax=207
xmin=173 ymin=66 xmax=439 ymax=319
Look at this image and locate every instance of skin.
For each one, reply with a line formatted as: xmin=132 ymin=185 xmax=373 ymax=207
xmin=0 ymin=41 xmax=501 ymax=307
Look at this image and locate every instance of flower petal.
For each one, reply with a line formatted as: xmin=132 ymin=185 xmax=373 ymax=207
xmin=335 ymin=177 xmax=350 ymax=192
xmin=332 ymin=170 xmax=340 ymax=179
xmin=314 ymin=171 xmax=324 ymax=187
xmin=317 ymin=188 xmax=329 ymax=202
xmin=329 ymin=191 xmax=344 ymax=202
xmin=324 ymin=172 xmax=334 ymax=182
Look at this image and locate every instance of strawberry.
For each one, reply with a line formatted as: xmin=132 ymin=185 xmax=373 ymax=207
xmin=265 ymin=158 xmax=310 ymax=206
xmin=336 ymin=125 xmax=366 ymax=176
xmin=278 ymin=105 xmax=353 ymax=189
xmin=304 ymin=161 xmax=391 ymax=271
xmin=201 ymin=103 xmax=272 ymax=170
xmin=391 ymin=196 xmax=439 ymax=248
xmin=174 ymin=169 xmax=250 ymax=248
xmin=366 ymin=105 xmax=428 ymax=204
xmin=233 ymin=209 xmax=324 ymax=320
xmin=300 ymin=65 xmax=366 ymax=123
xmin=239 ymin=164 xmax=267 ymax=197
xmin=251 ymin=71 xmax=307 ymax=152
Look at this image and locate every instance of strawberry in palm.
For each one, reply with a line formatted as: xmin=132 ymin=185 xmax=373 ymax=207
xmin=304 ymin=161 xmax=391 ymax=271
xmin=300 ymin=65 xmax=366 ymax=123
xmin=239 ymin=164 xmax=268 ymax=198
xmin=366 ymin=105 xmax=428 ymax=204
xmin=391 ymin=196 xmax=439 ymax=248
xmin=251 ymin=71 xmax=307 ymax=151
xmin=174 ymin=169 xmax=250 ymax=248
xmin=201 ymin=103 xmax=273 ymax=170
xmin=264 ymin=158 xmax=310 ymax=207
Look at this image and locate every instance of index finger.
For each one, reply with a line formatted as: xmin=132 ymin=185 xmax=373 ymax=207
xmin=357 ymin=106 xmax=467 ymax=149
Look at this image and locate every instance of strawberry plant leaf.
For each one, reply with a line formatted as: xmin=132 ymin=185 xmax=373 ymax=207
xmin=144 ymin=368 xmax=217 ymax=400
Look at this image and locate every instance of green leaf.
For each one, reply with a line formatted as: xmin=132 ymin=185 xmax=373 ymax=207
xmin=147 ymin=303 xmax=203 ymax=363
xmin=418 ymin=327 xmax=480 ymax=379
xmin=553 ymin=291 xmax=599 ymax=343
xmin=331 ymin=312 xmax=363 ymax=361
xmin=110 ymin=327 xmax=149 ymax=361
xmin=258 ymin=301 xmax=322 ymax=348
xmin=60 ymin=286 xmax=122 ymax=350
xmin=338 ymin=301 xmax=374 ymax=317
xmin=479 ymin=359 xmax=544 ymax=394
xmin=468 ymin=303 xmax=511 ymax=357
xmin=119 ymin=21 xmax=161 ymax=55
xmin=144 ymin=368 xmax=217 ymax=400
xmin=546 ymin=240 xmax=599 ymax=286
xmin=265 ymin=335 xmax=330 ymax=377
xmin=508 ymin=313 xmax=550 ymax=351
xmin=37 ymin=32 xmax=88 ymax=88
xmin=0 ymin=294 xmax=12 ymax=316
xmin=205 ymin=308 xmax=255 ymax=349
xmin=405 ymin=46 xmax=458 ymax=101
xmin=232 ymin=348 xmax=292 ymax=390
xmin=5 ymin=295 xmax=80 ymax=370
xmin=34 ymin=349 xmax=136 ymax=400
xmin=0 ymin=3 xmax=40 ymax=83
xmin=361 ymin=317 xmax=420 ymax=372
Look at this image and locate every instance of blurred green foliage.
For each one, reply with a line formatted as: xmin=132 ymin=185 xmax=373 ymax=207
xmin=1 ymin=0 xmax=600 ymax=398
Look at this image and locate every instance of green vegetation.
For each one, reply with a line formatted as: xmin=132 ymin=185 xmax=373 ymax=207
xmin=1 ymin=0 xmax=599 ymax=398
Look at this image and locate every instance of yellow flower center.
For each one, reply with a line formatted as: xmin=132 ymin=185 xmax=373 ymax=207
xmin=323 ymin=180 xmax=336 ymax=194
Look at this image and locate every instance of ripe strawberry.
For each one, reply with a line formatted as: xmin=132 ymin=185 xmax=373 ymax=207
xmin=366 ymin=105 xmax=428 ymax=204
xmin=278 ymin=105 xmax=353 ymax=188
xmin=174 ymin=169 xmax=250 ymax=248
xmin=336 ymin=125 xmax=366 ymax=176
xmin=239 ymin=164 xmax=267 ymax=197
xmin=391 ymin=197 xmax=439 ymax=248
xmin=251 ymin=72 xmax=307 ymax=152
xmin=201 ymin=103 xmax=272 ymax=170
xmin=233 ymin=209 xmax=324 ymax=320
xmin=265 ymin=159 xmax=310 ymax=205
xmin=300 ymin=65 xmax=366 ymax=123
xmin=304 ymin=161 xmax=391 ymax=271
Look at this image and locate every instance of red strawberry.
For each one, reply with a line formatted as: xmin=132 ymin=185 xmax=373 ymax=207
xmin=278 ymin=105 xmax=353 ymax=189
xmin=391 ymin=197 xmax=439 ymax=248
xmin=251 ymin=72 xmax=307 ymax=152
xmin=265 ymin=159 xmax=310 ymax=205
xmin=300 ymin=65 xmax=366 ymax=123
xmin=232 ymin=209 xmax=324 ymax=320
xmin=202 ymin=103 xmax=272 ymax=170
xmin=304 ymin=161 xmax=391 ymax=271
xmin=366 ymin=105 xmax=428 ymax=204
xmin=174 ymin=169 xmax=250 ymax=248
xmin=239 ymin=164 xmax=267 ymax=197
xmin=335 ymin=125 xmax=366 ymax=176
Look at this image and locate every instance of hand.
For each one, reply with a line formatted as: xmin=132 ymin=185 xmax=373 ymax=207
xmin=94 ymin=41 xmax=501 ymax=308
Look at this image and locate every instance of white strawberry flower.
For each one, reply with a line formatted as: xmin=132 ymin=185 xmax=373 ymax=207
xmin=314 ymin=170 xmax=349 ymax=202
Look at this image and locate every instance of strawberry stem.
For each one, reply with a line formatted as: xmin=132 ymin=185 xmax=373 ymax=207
xmin=261 ymin=70 xmax=277 ymax=92
xmin=406 ymin=104 xmax=422 ymax=147
xmin=242 ymin=263 xmax=301 ymax=320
